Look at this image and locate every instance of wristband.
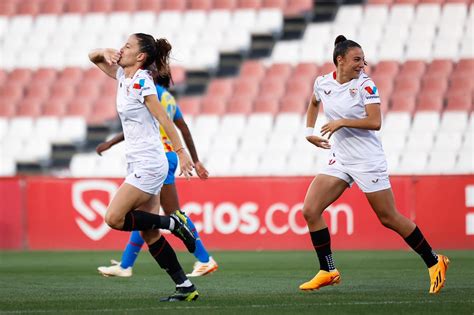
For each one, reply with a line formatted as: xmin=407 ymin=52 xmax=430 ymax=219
xmin=175 ymin=147 xmax=185 ymax=154
xmin=305 ymin=127 xmax=314 ymax=137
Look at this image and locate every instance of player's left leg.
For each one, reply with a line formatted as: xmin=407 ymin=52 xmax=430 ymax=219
xmin=366 ymin=188 xmax=449 ymax=294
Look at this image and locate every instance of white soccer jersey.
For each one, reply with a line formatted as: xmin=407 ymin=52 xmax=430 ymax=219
xmin=116 ymin=67 xmax=165 ymax=163
xmin=313 ymin=71 xmax=385 ymax=165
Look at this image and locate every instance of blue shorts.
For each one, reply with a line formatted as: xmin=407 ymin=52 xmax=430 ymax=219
xmin=164 ymin=151 xmax=178 ymax=185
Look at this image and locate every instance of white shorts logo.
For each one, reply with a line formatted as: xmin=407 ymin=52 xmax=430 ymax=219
xmin=72 ymin=180 xmax=118 ymax=240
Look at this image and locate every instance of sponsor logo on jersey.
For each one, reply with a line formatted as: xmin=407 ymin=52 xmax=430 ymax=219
xmin=364 ymin=86 xmax=378 ymax=95
xmin=324 ymin=89 xmax=332 ymax=95
xmin=133 ymin=78 xmax=146 ymax=89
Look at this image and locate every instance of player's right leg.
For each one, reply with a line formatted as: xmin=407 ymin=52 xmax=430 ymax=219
xmin=299 ymin=174 xmax=348 ymax=291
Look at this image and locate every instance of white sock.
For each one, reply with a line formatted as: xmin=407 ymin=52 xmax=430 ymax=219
xmin=176 ymin=279 xmax=192 ymax=288
xmin=169 ymin=218 xmax=175 ymax=230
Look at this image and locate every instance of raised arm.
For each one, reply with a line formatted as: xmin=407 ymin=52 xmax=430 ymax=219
xmin=144 ymin=95 xmax=194 ymax=178
xmin=174 ymin=117 xmax=209 ymax=179
xmin=88 ymin=48 xmax=121 ymax=79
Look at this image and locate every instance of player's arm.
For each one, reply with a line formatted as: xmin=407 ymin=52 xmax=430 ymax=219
xmin=305 ymin=94 xmax=330 ymax=149
xmin=174 ymin=117 xmax=209 ymax=179
xmin=88 ymin=48 xmax=121 ymax=79
xmin=320 ymin=104 xmax=381 ymax=138
xmin=144 ymin=95 xmax=194 ymax=178
xmin=96 ymin=132 xmax=125 ymax=156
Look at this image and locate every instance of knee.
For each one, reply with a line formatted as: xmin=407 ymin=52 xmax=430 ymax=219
xmin=378 ymin=212 xmax=397 ymax=229
xmin=104 ymin=212 xmax=124 ymax=230
xmin=302 ymin=205 xmax=322 ymax=224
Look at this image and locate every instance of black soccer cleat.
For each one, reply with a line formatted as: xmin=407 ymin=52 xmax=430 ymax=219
xmin=160 ymin=285 xmax=199 ymax=302
xmin=170 ymin=211 xmax=196 ymax=253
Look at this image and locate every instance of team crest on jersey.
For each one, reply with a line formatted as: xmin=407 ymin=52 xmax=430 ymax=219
xmin=349 ymin=88 xmax=357 ymax=97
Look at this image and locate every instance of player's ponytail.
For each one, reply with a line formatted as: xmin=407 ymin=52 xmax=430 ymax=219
xmin=154 ymin=38 xmax=173 ymax=88
xmin=135 ymin=33 xmax=173 ymax=87
xmin=333 ymin=35 xmax=361 ymax=66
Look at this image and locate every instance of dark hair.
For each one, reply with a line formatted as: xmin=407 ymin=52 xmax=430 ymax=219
xmin=333 ymin=35 xmax=362 ymax=66
xmin=134 ymin=33 xmax=173 ymax=86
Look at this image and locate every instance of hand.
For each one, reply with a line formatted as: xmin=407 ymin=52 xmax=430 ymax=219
xmin=321 ymin=120 xmax=344 ymax=139
xmin=306 ymin=135 xmax=331 ymax=149
xmin=177 ymin=150 xmax=194 ymax=180
xmin=194 ymin=161 xmax=209 ymax=180
xmin=103 ymin=48 xmax=121 ymax=66
xmin=96 ymin=142 xmax=112 ymax=156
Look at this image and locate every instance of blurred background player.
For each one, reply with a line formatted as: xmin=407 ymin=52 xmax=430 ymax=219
xmin=299 ymin=35 xmax=449 ymax=294
xmin=89 ymin=33 xmax=199 ymax=302
xmin=96 ymin=71 xmax=218 ymax=278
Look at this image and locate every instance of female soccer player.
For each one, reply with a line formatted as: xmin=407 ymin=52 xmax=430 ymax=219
xmin=96 ymin=74 xmax=218 ymax=278
xmin=89 ymin=34 xmax=199 ymax=302
xmin=299 ymin=35 xmax=449 ymax=294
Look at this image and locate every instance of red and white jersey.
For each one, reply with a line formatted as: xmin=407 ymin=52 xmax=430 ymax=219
xmin=313 ymin=71 xmax=385 ymax=165
xmin=116 ymin=67 xmax=165 ymax=163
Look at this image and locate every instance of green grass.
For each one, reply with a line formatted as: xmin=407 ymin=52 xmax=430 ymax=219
xmin=0 ymin=250 xmax=473 ymax=314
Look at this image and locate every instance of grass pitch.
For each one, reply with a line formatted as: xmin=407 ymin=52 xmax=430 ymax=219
xmin=0 ymin=250 xmax=473 ymax=314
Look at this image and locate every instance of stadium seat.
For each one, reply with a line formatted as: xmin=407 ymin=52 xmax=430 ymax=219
xmin=426 ymin=151 xmax=457 ymax=174
xmin=256 ymin=153 xmax=288 ymax=176
xmin=420 ymin=76 xmax=448 ymax=95
xmin=382 ymin=111 xmax=412 ymax=133
xmin=227 ymin=97 xmax=253 ymax=114
xmin=284 ymin=0 xmax=313 ymax=16
xmin=214 ymin=0 xmax=238 ymax=9
xmin=230 ymin=151 xmax=260 ymax=176
xmin=70 ymin=153 xmax=98 ymax=177
xmin=279 ymin=94 xmax=307 ymax=113
xmin=390 ymin=95 xmax=416 ymax=112
xmin=259 ymin=78 xmax=286 ymax=99
xmin=439 ymin=111 xmax=469 ymax=132
xmin=254 ymin=97 xmax=280 ymax=114
xmin=65 ymin=0 xmax=90 ymax=13
xmin=42 ymin=100 xmax=67 ymax=117
xmin=397 ymin=151 xmax=428 ymax=174
xmin=17 ymin=98 xmax=42 ymax=117
xmin=137 ymin=0 xmax=161 ymax=11
xmin=0 ymin=103 xmax=16 ymax=118
xmin=200 ymin=97 xmax=227 ymax=115
xmin=219 ymin=114 xmax=247 ymax=137
xmin=433 ymin=131 xmax=464 ymax=152
xmin=446 ymin=94 xmax=472 ymax=111
xmin=205 ymin=151 xmax=233 ymax=176
xmin=416 ymin=92 xmax=444 ymax=111
xmin=254 ymin=8 xmax=284 ymax=35
xmin=0 ymin=155 xmax=16 ymax=176
xmin=382 ymin=132 xmax=407 ymax=153
xmin=411 ymin=111 xmax=440 ymax=132
xmin=178 ymin=97 xmax=201 ymax=116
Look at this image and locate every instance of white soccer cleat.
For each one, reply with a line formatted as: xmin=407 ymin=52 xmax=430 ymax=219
xmin=186 ymin=257 xmax=218 ymax=277
xmin=97 ymin=260 xmax=132 ymax=277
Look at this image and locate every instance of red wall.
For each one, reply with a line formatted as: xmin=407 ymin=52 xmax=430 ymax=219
xmin=1 ymin=176 xmax=473 ymax=250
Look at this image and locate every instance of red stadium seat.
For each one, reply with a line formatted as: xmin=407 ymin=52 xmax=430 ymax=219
xmin=445 ymin=0 xmax=473 ymax=3
xmin=42 ymin=100 xmax=67 ymax=117
xmin=416 ymin=93 xmax=444 ymax=112
xmin=238 ymin=0 xmax=262 ymax=9
xmin=90 ymin=0 xmax=114 ymax=12
xmin=137 ymin=0 xmax=161 ymax=11
xmin=17 ymin=0 xmax=40 ymax=15
xmin=189 ymin=0 xmax=213 ymax=10
xmin=367 ymin=0 xmax=394 ymax=4
xmin=58 ymin=67 xmax=83 ymax=85
xmin=177 ymin=97 xmax=201 ymax=116
xmin=240 ymin=61 xmax=266 ymax=80
xmin=266 ymin=63 xmax=292 ymax=80
xmin=262 ymin=0 xmax=286 ymax=9
xmin=114 ymin=0 xmax=137 ymax=11
xmin=76 ymin=82 xmax=101 ymax=103
xmin=200 ymin=97 xmax=227 ymax=115
xmin=421 ymin=76 xmax=448 ymax=95
xmin=25 ymin=82 xmax=50 ymax=102
xmin=286 ymin=79 xmax=312 ymax=100
xmin=293 ymin=63 xmax=318 ymax=81
xmin=233 ymin=79 xmax=259 ymax=100
xmin=285 ymin=0 xmax=313 ymax=16
xmin=254 ymin=96 xmax=279 ymax=114
xmin=65 ymin=0 xmax=90 ymax=13
xmin=453 ymin=59 xmax=474 ymax=75
xmin=0 ymin=0 xmax=17 ymax=16
xmin=67 ymin=98 xmax=93 ymax=116
xmin=259 ymin=78 xmax=286 ymax=99
xmin=8 ymin=69 xmax=33 ymax=86
xmin=102 ymin=80 xmax=118 ymax=98
xmin=418 ymin=0 xmax=444 ymax=3
xmin=40 ymin=0 xmax=65 ymax=14
xmin=227 ymin=97 xmax=253 ymax=114
xmin=213 ymin=0 xmax=238 ymax=9
xmin=425 ymin=59 xmax=453 ymax=78
xmin=318 ymin=62 xmax=336 ymax=76
xmin=395 ymin=0 xmax=419 ymax=3
xmin=0 ymin=70 xmax=6 ymax=86
xmin=170 ymin=66 xmax=186 ymax=86
xmin=82 ymin=68 xmax=106 ymax=82
xmin=449 ymin=75 xmax=474 ymax=95
xmin=50 ymin=83 xmax=75 ymax=103
xmin=446 ymin=94 xmax=472 ymax=111
xmin=163 ymin=0 xmax=186 ymax=11
xmin=390 ymin=95 xmax=416 ymax=112
xmin=394 ymin=76 xmax=420 ymax=96
xmin=17 ymin=98 xmax=42 ymax=117
xmin=372 ymin=61 xmax=399 ymax=78
xmin=0 ymin=103 xmax=16 ymax=117
xmin=0 ymin=84 xmax=24 ymax=105
xmin=206 ymin=79 xmax=234 ymax=100
xmin=32 ymin=68 xmax=57 ymax=85
xmin=280 ymin=93 xmax=307 ymax=113
xmin=371 ymin=75 xmax=394 ymax=99
xmin=88 ymin=106 xmax=118 ymax=125
xmin=399 ymin=60 xmax=426 ymax=78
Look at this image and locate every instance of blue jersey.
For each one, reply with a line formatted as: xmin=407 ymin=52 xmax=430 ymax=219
xmin=156 ymin=84 xmax=183 ymax=152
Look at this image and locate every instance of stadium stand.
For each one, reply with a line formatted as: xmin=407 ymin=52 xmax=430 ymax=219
xmin=0 ymin=0 xmax=472 ymax=176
